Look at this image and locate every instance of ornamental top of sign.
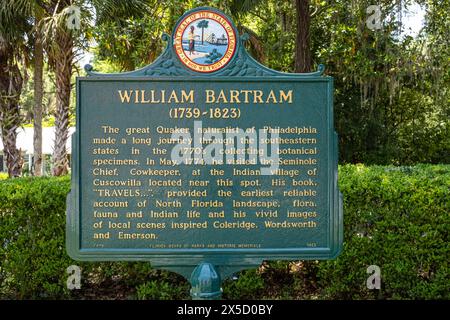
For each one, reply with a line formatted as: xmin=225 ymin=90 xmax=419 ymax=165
xmin=84 ymin=7 xmax=325 ymax=78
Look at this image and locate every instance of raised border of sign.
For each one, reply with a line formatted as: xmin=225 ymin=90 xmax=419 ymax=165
xmin=67 ymin=7 xmax=343 ymax=279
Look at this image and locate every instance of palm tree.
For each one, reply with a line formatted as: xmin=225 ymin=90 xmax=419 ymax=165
xmin=0 ymin=4 xmax=30 ymax=177
xmin=0 ymin=36 xmax=24 ymax=177
xmin=197 ymin=20 xmax=209 ymax=45
xmin=40 ymin=0 xmax=148 ymax=176
xmin=41 ymin=0 xmax=75 ymax=176
xmin=33 ymin=7 xmax=45 ymax=176
xmin=228 ymin=0 xmax=265 ymax=62
xmin=1 ymin=0 xmax=47 ymax=176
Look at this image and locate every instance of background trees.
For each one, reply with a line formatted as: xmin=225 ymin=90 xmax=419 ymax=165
xmin=43 ymin=0 xmax=148 ymax=176
xmin=238 ymin=0 xmax=449 ymax=164
xmin=0 ymin=39 xmax=24 ymax=177
xmin=0 ymin=0 xmax=448 ymax=177
xmin=1 ymin=0 xmax=148 ymax=177
xmin=0 ymin=3 xmax=30 ymax=177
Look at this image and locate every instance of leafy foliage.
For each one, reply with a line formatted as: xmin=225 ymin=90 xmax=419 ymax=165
xmin=0 ymin=165 xmax=448 ymax=299
xmin=90 ymin=0 xmax=449 ymax=164
xmin=318 ymin=164 xmax=450 ymax=299
xmin=3 ymin=1 xmax=447 ymax=168
xmin=136 ymin=277 xmax=189 ymax=300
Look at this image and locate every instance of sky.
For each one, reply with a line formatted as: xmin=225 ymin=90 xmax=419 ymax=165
xmin=400 ymin=2 xmax=426 ymax=38
xmin=78 ymin=3 xmax=426 ymax=69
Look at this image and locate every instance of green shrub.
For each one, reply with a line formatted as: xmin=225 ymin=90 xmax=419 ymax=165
xmin=136 ymin=277 xmax=189 ymax=300
xmin=0 ymin=176 xmax=72 ymax=298
xmin=0 ymin=173 xmax=7 ymax=180
xmin=0 ymin=177 xmax=172 ymax=299
xmin=317 ymin=164 xmax=450 ymax=299
xmin=0 ymin=165 xmax=448 ymax=299
xmin=223 ymin=269 xmax=265 ymax=299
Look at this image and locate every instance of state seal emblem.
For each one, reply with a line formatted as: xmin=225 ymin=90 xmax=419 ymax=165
xmin=173 ymin=9 xmax=237 ymax=73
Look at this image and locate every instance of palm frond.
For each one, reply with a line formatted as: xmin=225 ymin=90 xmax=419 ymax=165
xmin=229 ymin=0 xmax=264 ymax=18
xmin=0 ymin=0 xmax=33 ymax=45
xmin=0 ymin=0 xmax=35 ymax=17
xmin=89 ymin=0 xmax=148 ymax=24
xmin=239 ymin=25 xmax=265 ymax=63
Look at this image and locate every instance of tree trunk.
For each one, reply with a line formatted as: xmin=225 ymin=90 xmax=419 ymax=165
xmin=33 ymin=20 xmax=44 ymax=176
xmin=0 ymin=114 xmax=22 ymax=177
xmin=295 ymin=0 xmax=312 ymax=73
xmin=0 ymin=96 xmax=23 ymax=177
xmin=201 ymin=28 xmax=204 ymax=44
xmin=0 ymin=44 xmax=23 ymax=178
xmin=51 ymin=30 xmax=73 ymax=176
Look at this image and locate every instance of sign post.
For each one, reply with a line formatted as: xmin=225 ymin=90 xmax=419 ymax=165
xmin=66 ymin=7 xmax=343 ymax=300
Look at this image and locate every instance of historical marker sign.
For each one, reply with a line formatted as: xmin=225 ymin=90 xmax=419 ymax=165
xmin=66 ymin=7 xmax=343 ymax=298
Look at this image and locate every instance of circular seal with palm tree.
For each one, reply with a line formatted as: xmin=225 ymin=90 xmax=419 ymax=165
xmin=173 ymin=9 xmax=237 ymax=73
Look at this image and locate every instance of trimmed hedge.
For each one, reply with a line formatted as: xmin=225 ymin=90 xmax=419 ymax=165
xmin=0 ymin=164 xmax=448 ymax=299
xmin=318 ymin=165 xmax=449 ymax=299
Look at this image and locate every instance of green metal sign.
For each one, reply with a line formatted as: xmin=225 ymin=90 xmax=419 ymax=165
xmin=66 ymin=7 xmax=343 ymax=299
